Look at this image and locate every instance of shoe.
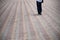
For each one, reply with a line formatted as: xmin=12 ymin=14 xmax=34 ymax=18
xmin=38 ymin=13 xmax=42 ymax=15
xmin=38 ymin=12 xmax=42 ymax=15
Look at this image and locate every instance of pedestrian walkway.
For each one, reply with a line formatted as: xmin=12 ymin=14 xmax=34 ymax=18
xmin=0 ymin=0 xmax=60 ymax=40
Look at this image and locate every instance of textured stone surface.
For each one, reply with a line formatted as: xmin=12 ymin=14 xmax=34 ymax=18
xmin=0 ymin=0 xmax=60 ymax=40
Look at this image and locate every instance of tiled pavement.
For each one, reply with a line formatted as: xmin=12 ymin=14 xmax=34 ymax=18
xmin=0 ymin=0 xmax=60 ymax=40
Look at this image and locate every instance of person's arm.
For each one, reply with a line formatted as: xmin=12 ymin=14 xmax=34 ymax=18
xmin=42 ymin=0 xmax=43 ymax=3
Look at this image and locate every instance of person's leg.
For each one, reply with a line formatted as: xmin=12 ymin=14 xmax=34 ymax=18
xmin=36 ymin=1 xmax=42 ymax=15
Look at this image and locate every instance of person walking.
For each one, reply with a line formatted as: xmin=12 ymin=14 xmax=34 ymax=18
xmin=36 ymin=0 xmax=43 ymax=15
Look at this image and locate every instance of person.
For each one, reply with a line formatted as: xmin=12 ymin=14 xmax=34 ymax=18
xmin=36 ymin=0 xmax=43 ymax=15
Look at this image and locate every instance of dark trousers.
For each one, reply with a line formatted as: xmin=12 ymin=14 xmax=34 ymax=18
xmin=36 ymin=1 xmax=42 ymax=14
